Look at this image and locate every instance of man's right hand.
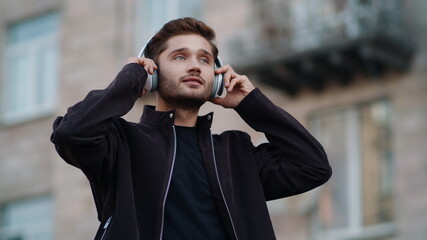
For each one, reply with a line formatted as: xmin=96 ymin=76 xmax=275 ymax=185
xmin=125 ymin=57 xmax=158 ymax=96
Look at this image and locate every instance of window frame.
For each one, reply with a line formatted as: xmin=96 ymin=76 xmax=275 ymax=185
xmin=1 ymin=12 xmax=59 ymax=126
xmin=134 ymin=0 xmax=204 ymax=54
xmin=0 ymin=195 xmax=53 ymax=240
xmin=309 ymin=100 xmax=396 ymax=240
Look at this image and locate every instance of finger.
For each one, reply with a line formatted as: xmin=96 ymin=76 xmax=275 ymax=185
xmin=221 ymin=65 xmax=235 ymax=87
xmin=146 ymin=60 xmax=157 ymax=74
xmin=139 ymin=88 xmax=147 ymax=97
xmin=144 ymin=63 xmax=153 ymax=75
xmin=151 ymin=62 xmax=158 ymax=72
xmin=214 ymin=65 xmax=228 ymax=74
xmin=224 ymin=71 xmax=234 ymax=87
xmin=226 ymin=73 xmax=238 ymax=91
xmin=228 ymin=75 xmax=245 ymax=92
xmin=215 ymin=64 xmax=234 ymax=77
xmin=142 ymin=60 xmax=152 ymax=74
xmin=126 ymin=57 xmax=137 ymax=65
xmin=150 ymin=62 xmax=156 ymax=74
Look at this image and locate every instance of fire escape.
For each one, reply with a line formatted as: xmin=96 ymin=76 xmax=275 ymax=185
xmin=231 ymin=0 xmax=414 ymax=95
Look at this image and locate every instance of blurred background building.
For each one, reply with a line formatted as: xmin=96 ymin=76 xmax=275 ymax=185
xmin=0 ymin=0 xmax=426 ymax=239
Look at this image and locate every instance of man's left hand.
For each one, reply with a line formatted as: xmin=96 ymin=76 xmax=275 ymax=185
xmin=210 ymin=64 xmax=255 ymax=108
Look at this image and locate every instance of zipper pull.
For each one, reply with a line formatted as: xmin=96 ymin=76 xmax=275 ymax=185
xmin=104 ymin=216 xmax=112 ymax=229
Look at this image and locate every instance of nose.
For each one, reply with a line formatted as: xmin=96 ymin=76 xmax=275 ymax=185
xmin=187 ymin=57 xmax=201 ymax=74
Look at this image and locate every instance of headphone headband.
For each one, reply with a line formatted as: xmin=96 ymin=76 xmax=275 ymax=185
xmin=138 ymin=36 xmax=153 ymax=58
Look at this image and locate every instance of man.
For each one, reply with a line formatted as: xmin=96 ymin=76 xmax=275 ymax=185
xmin=51 ymin=17 xmax=332 ymax=240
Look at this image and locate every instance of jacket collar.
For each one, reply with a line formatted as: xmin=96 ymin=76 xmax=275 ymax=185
xmin=139 ymin=105 xmax=213 ymax=129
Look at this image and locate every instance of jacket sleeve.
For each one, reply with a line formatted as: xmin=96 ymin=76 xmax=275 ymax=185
xmin=50 ymin=63 xmax=147 ymax=182
xmin=234 ymin=88 xmax=332 ymax=200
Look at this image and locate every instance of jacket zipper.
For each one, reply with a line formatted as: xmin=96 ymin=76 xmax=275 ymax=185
xmin=100 ymin=216 xmax=112 ymax=240
xmin=159 ymin=125 xmax=177 ymax=240
xmin=210 ymin=133 xmax=239 ymax=240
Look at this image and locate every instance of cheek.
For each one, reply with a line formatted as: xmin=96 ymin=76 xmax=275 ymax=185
xmin=204 ymin=68 xmax=215 ymax=82
xmin=158 ymin=68 xmax=175 ymax=83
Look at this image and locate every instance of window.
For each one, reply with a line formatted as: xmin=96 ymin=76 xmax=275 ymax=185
xmin=135 ymin=0 xmax=204 ymax=52
xmin=0 ymin=195 xmax=53 ymax=240
xmin=310 ymin=100 xmax=395 ymax=240
xmin=1 ymin=12 xmax=59 ymax=125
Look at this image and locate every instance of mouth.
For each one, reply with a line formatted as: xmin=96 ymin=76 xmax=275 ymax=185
xmin=181 ymin=76 xmax=204 ymax=86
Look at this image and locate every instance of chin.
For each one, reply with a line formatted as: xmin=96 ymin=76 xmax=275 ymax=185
xmin=179 ymin=88 xmax=210 ymax=100
xmin=159 ymin=91 xmax=209 ymax=110
xmin=173 ymin=96 xmax=207 ymax=109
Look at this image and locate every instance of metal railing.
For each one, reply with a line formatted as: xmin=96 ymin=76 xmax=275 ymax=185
xmin=230 ymin=0 xmax=404 ymax=65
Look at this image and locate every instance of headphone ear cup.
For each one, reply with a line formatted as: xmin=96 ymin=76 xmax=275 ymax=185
xmin=151 ymin=70 xmax=159 ymax=92
xmin=210 ymin=57 xmax=225 ymax=98
xmin=210 ymin=71 xmax=225 ymax=99
xmin=144 ymin=70 xmax=159 ymax=92
xmin=216 ymin=73 xmax=224 ymax=97
xmin=144 ymin=74 xmax=153 ymax=92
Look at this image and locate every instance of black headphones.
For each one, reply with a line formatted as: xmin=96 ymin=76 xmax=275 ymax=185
xmin=137 ymin=37 xmax=225 ymax=99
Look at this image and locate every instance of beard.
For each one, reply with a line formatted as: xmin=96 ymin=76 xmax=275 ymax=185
xmin=157 ymin=71 xmax=212 ymax=110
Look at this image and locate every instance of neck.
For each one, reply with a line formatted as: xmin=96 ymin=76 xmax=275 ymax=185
xmin=155 ymin=100 xmax=200 ymax=127
xmin=174 ymin=108 xmax=199 ymax=127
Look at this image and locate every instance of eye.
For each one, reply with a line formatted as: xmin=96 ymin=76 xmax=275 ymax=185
xmin=174 ymin=55 xmax=186 ymax=60
xmin=199 ymin=58 xmax=209 ymax=64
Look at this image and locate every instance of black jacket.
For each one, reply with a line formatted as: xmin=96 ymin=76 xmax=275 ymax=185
xmin=51 ymin=63 xmax=332 ymax=240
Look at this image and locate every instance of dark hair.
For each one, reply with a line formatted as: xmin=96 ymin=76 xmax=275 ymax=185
xmin=144 ymin=17 xmax=218 ymax=61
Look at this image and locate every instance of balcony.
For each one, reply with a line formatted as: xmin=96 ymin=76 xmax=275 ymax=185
xmin=230 ymin=0 xmax=414 ymax=95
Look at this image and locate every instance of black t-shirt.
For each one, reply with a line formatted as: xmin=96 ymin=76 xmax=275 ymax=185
xmin=163 ymin=126 xmax=230 ymax=240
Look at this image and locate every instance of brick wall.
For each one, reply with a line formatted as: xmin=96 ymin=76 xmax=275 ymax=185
xmin=0 ymin=0 xmax=426 ymax=239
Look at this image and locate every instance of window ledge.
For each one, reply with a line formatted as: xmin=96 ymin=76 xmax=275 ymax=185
xmin=1 ymin=107 xmax=55 ymax=127
xmin=317 ymin=222 xmax=397 ymax=240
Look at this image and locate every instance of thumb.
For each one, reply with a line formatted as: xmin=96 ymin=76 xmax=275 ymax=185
xmin=210 ymin=97 xmax=225 ymax=106
xmin=139 ymin=88 xmax=147 ymax=97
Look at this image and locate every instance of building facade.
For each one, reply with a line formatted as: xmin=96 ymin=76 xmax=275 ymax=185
xmin=0 ymin=0 xmax=426 ymax=239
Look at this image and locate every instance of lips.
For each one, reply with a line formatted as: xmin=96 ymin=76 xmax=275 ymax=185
xmin=181 ymin=76 xmax=204 ymax=85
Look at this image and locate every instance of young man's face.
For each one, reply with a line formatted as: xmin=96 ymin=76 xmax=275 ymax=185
xmin=156 ymin=34 xmax=215 ymax=109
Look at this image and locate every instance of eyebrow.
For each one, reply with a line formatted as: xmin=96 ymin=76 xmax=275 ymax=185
xmin=168 ymin=47 xmax=214 ymax=59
